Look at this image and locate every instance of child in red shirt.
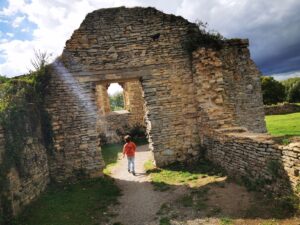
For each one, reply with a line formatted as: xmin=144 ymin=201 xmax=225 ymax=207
xmin=122 ymin=135 xmax=136 ymax=175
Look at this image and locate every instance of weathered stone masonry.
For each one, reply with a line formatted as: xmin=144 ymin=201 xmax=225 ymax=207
xmin=49 ymin=7 xmax=267 ymax=173
xmin=1 ymin=6 xmax=300 ymax=220
xmin=0 ymin=114 xmax=49 ymax=217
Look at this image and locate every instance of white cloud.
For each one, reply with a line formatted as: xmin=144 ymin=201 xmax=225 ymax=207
xmin=0 ymin=0 xmax=26 ymax=16
xmin=12 ymin=15 xmax=25 ymax=28
xmin=271 ymin=70 xmax=300 ymax=81
xmin=0 ymin=0 xmax=147 ymax=77
xmin=21 ymin=27 xmax=29 ymax=32
xmin=0 ymin=0 xmax=300 ymax=77
xmin=0 ymin=18 xmax=9 ymax=23
xmin=6 ymin=32 xmax=14 ymax=37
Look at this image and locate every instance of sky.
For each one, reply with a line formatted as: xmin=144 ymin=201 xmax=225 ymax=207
xmin=1 ymin=0 xmax=300 ymax=82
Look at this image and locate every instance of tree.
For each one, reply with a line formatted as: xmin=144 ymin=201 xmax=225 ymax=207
xmin=287 ymin=80 xmax=300 ymax=103
xmin=281 ymin=77 xmax=300 ymax=103
xmin=30 ymin=49 xmax=51 ymax=71
xmin=260 ymin=76 xmax=285 ymax=105
xmin=109 ymin=92 xmax=125 ymax=111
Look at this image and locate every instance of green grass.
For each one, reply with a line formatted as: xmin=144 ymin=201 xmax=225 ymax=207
xmin=265 ymin=112 xmax=300 ymax=136
xmin=220 ymin=217 xmax=234 ymax=225
xmin=13 ymin=177 xmax=121 ymax=225
xmin=144 ymin=160 xmax=225 ymax=188
xmin=159 ymin=217 xmax=171 ymax=225
xmin=101 ymin=143 xmax=123 ymax=175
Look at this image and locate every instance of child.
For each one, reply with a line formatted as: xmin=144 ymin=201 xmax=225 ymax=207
xmin=122 ymin=135 xmax=137 ymax=175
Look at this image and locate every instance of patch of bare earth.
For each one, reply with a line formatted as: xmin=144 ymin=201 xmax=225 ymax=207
xmin=108 ymin=145 xmax=188 ymax=225
xmin=107 ymin=145 xmax=300 ymax=225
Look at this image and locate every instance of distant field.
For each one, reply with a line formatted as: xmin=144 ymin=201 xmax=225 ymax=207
xmin=265 ymin=112 xmax=300 ymax=136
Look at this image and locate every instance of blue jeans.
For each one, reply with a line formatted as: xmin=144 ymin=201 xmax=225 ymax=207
xmin=127 ymin=157 xmax=135 ymax=172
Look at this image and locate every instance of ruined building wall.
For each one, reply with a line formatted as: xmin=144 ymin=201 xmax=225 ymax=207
xmin=46 ymin=7 xmax=266 ymax=173
xmin=203 ymin=130 xmax=300 ymax=194
xmin=0 ymin=112 xmax=49 ymax=218
xmin=192 ymin=40 xmax=266 ymax=134
xmin=123 ymin=80 xmax=145 ymax=126
xmin=58 ymin=7 xmax=202 ymax=166
xmin=45 ymin=64 xmax=104 ymax=182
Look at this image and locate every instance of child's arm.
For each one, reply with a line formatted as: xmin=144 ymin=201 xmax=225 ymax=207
xmin=122 ymin=145 xmax=126 ymax=158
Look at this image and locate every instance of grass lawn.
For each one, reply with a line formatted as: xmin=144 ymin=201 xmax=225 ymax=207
xmin=11 ymin=139 xmax=148 ymax=225
xmin=265 ymin=112 xmax=300 ymax=136
xmin=13 ymin=178 xmax=121 ymax=225
xmin=144 ymin=160 xmax=226 ymax=191
xmin=102 ymin=143 xmax=123 ymax=175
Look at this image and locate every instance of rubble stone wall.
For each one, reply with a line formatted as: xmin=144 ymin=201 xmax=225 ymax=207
xmin=58 ymin=7 xmax=203 ymax=166
xmin=45 ymin=64 xmax=104 ymax=182
xmin=46 ymin=7 xmax=266 ymax=173
xmin=192 ymin=41 xmax=266 ymax=134
xmin=203 ymin=129 xmax=300 ymax=194
xmin=265 ymin=103 xmax=300 ymax=115
xmin=0 ymin=119 xmax=49 ymax=218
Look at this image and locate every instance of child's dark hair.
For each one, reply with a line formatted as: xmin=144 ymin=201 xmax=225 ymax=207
xmin=124 ymin=135 xmax=131 ymax=143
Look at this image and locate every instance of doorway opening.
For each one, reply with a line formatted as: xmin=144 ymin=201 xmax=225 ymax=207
xmin=96 ymin=79 xmax=147 ymax=144
xmin=107 ymin=83 xmax=125 ymax=112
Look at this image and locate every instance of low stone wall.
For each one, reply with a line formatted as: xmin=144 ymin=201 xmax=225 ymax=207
xmin=98 ymin=110 xmax=131 ymax=143
xmin=203 ymin=128 xmax=300 ymax=194
xmin=265 ymin=103 xmax=300 ymax=115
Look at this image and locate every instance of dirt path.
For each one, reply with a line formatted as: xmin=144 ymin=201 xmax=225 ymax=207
xmin=108 ymin=145 xmax=300 ymax=225
xmin=109 ymin=145 xmax=185 ymax=225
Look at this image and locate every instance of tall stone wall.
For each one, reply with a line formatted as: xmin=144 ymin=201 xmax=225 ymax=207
xmin=192 ymin=40 xmax=266 ymax=133
xmin=0 ymin=113 xmax=49 ymax=219
xmin=46 ymin=7 xmax=266 ymax=171
xmin=45 ymin=63 xmax=104 ymax=182
xmin=57 ymin=7 xmax=203 ymax=166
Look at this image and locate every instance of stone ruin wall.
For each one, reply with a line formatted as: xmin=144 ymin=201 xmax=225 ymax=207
xmin=49 ymin=7 xmax=268 ymax=170
xmin=59 ymin=7 xmax=203 ymax=166
xmin=203 ymin=130 xmax=300 ymax=194
xmin=192 ymin=40 xmax=266 ymax=133
xmin=192 ymin=41 xmax=300 ymax=193
xmin=45 ymin=65 xmax=104 ymax=182
xmin=2 ymin=7 xmax=300 ymax=220
xmin=0 ymin=118 xmax=49 ymax=218
xmin=265 ymin=102 xmax=300 ymax=115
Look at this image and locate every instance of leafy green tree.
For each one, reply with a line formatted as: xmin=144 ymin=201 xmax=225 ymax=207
xmin=0 ymin=75 xmax=9 ymax=84
xmin=261 ymin=76 xmax=285 ymax=105
xmin=109 ymin=91 xmax=125 ymax=111
xmin=281 ymin=77 xmax=300 ymax=103
xmin=287 ymin=80 xmax=300 ymax=103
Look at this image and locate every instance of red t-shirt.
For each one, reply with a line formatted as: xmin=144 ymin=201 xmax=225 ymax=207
xmin=123 ymin=141 xmax=136 ymax=157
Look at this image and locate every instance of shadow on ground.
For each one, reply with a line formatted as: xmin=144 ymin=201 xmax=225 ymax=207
xmin=103 ymin=144 xmax=300 ymax=225
xmin=109 ymin=176 xmax=300 ymax=225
